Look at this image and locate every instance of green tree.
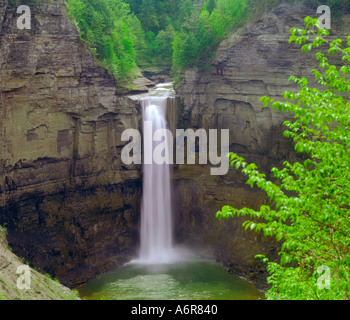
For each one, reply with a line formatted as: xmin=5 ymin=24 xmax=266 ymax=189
xmin=127 ymin=13 xmax=147 ymax=63
xmin=207 ymin=0 xmax=217 ymax=14
xmin=195 ymin=8 xmax=216 ymax=67
xmin=171 ymin=0 xmax=248 ymax=78
xmin=66 ymin=0 xmax=139 ymax=86
xmin=155 ymin=24 xmax=176 ymax=64
xmin=126 ymin=0 xmax=142 ymax=15
xmin=177 ymin=0 xmax=195 ymax=28
xmin=139 ymin=0 xmax=159 ymax=33
xmin=172 ymin=29 xmax=199 ymax=77
xmin=217 ymin=17 xmax=350 ymax=300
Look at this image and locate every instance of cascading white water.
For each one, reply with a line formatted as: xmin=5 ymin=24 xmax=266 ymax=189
xmin=138 ymin=83 xmax=177 ymax=264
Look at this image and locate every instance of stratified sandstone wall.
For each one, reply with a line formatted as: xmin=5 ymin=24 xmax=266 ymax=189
xmin=0 ymin=0 xmax=143 ymax=286
xmin=174 ymin=3 xmax=350 ymax=288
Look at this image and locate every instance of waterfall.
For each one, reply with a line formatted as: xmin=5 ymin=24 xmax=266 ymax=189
xmin=138 ymin=83 xmax=176 ymax=264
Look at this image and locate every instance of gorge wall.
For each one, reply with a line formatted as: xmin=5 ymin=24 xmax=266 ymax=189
xmin=173 ymin=3 xmax=350 ymax=288
xmin=0 ymin=0 xmax=144 ymax=287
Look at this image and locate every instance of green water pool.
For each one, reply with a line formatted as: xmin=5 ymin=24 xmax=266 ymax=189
xmin=78 ymin=258 xmax=265 ymax=300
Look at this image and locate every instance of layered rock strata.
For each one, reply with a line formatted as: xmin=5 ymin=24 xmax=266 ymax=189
xmin=0 ymin=0 xmax=143 ymax=287
xmin=174 ymin=4 xmax=350 ymax=288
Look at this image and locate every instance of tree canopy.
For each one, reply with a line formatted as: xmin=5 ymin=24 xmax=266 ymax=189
xmin=66 ymin=0 xmax=350 ymax=86
xmin=66 ymin=0 xmax=140 ymax=87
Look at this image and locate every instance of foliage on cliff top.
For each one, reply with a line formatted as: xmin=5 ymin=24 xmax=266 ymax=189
xmin=171 ymin=0 xmax=350 ymax=80
xmin=66 ymin=0 xmax=142 ymax=88
xmin=65 ymin=0 xmax=199 ymax=83
xmin=217 ymin=17 xmax=350 ymax=300
xmin=64 ymin=0 xmax=350 ymax=84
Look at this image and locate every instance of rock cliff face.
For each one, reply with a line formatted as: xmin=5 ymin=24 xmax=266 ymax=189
xmin=174 ymin=4 xmax=350 ymax=288
xmin=0 ymin=0 xmax=143 ymax=287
